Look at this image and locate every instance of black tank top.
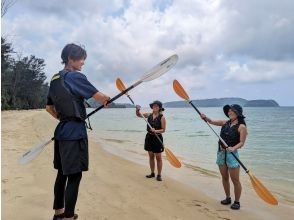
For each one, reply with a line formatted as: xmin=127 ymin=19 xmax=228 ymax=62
xmin=147 ymin=114 xmax=163 ymax=133
xmin=219 ymin=120 xmax=240 ymax=150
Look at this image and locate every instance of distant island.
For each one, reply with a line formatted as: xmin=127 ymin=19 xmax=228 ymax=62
xmin=86 ymin=98 xmax=135 ymax=108
xmin=164 ymin=98 xmax=279 ymax=108
xmin=85 ymin=97 xmax=280 ymax=108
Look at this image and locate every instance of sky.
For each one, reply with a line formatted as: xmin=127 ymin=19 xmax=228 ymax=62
xmin=2 ymin=0 xmax=294 ymax=106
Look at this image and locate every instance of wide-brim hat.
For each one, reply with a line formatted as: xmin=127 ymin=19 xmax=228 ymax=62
xmin=149 ymin=100 xmax=165 ymax=111
xmin=223 ymin=104 xmax=245 ymax=118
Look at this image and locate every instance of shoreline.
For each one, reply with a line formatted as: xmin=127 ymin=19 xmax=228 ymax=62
xmin=2 ymin=110 xmax=294 ymax=219
xmin=92 ymin=134 xmax=294 ymax=206
xmin=96 ymin=136 xmax=294 ymax=208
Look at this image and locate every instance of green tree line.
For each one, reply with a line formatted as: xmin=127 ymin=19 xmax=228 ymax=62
xmin=1 ymin=37 xmax=49 ymax=110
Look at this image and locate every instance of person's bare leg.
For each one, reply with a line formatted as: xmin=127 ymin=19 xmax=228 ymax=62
xmin=155 ymin=153 xmax=162 ymax=176
xmin=219 ymin=165 xmax=230 ymax=198
xmin=55 ymin=208 xmax=64 ymax=215
xmin=229 ymin=167 xmax=242 ymax=202
xmin=148 ymin=151 xmax=155 ymax=173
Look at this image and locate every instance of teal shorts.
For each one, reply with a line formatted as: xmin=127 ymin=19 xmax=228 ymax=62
xmin=216 ymin=150 xmax=240 ymax=168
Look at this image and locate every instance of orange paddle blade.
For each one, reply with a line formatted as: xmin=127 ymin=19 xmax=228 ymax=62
xmin=116 ymin=78 xmax=127 ymax=92
xmin=165 ymin=146 xmax=181 ymax=168
xmin=248 ymin=172 xmax=278 ymax=205
xmin=173 ymin=80 xmax=190 ymax=101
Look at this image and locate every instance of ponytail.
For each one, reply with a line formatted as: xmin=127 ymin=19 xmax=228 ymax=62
xmin=238 ymin=116 xmax=246 ymax=126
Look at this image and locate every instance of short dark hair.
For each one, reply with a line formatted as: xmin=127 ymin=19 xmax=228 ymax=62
xmin=61 ymin=43 xmax=87 ymax=64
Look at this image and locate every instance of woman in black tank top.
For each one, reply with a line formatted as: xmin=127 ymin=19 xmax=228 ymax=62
xmin=135 ymin=100 xmax=166 ymax=181
xmin=201 ymin=104 xmax=248 ymax=210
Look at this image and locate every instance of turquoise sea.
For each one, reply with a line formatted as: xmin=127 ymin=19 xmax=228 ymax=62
xmin=88 ymin=107 xmax=294 ymax=204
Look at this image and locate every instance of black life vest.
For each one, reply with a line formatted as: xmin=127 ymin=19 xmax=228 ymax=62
xmin=147 ymin=114 xmax=163 ymax=133
xmin=48 ymin=70 xmax=87 ymax=121
xmin=219 ymin=120 xmax=240 ymax=150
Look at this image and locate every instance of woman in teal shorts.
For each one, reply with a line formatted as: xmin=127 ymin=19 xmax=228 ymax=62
xmin=201 ymin=104 xmax=247 ymax=210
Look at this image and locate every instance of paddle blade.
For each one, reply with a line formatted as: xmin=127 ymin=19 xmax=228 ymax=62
xmin=165 ymin=146 xmax=182 ymax=168
xmin=116 ymin=78 xmax=127 ymax=92
xmin=18 ymin=139 xmax=53 ymax=165
xmin=173 ymin=80 xmax=190 ymax=101
xmin=248 ymin=172 xmax=278 ymax=205
xmin=141 ymin=54 xmax=178 ymax=82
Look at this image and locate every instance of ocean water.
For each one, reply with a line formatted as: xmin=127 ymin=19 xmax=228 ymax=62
xmin=88 ymin=107 xmax=294 ymax=203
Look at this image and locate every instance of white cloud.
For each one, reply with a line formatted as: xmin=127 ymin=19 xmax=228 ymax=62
xmin=218 ymin=0 xmax=294 ymax=60
xmin=2 ymin=0 xmax=294 ymax=105
xmin=224 ymin=60 xmax=294 ymax=83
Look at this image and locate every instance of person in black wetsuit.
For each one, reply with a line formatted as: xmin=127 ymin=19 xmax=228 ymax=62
xmin=200 ymin=104 xmax=248 ymax=210
xmin=46 ymin=43 xmax=110 ymax=220
xmin=136 ymin=101 xmax=166 ymax=181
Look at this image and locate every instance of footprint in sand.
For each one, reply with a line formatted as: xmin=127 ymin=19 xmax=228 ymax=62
xmin=188 ymin=201 xmax=231 ymax=220
xmin=192 ymin=199 xmax=207 ymax=204
xmin=215 ymin=210 xmax=230 ymax=220
xmin=201 ymin=207 xmax=218 ymax=215
xmin=177 ymin=199 xmax=204 ymax=207
xmin=177 ymin=198 xmax=230 ymax=220
xmin=4 ymin=148 xmax=18 ymax=152
xmin=216 ymin=209 xmax=229 ymax=212
xmin=217 ymin=217 xmax=230 ymax=220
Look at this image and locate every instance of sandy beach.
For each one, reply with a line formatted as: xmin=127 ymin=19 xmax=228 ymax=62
xmin=2 ymin=110 xmax=294 ymax=220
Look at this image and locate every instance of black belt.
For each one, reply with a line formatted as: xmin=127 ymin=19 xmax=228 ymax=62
xmin=60 ymin=117 xmax=84 ymax=122
xmin=60 ymin=117 xmax=92 ymax=130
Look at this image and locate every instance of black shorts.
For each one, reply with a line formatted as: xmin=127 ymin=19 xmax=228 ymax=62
xmin=54 ymin=138 xmax=89 ymax=175
xmin=144 ymin=133 xmax=164 ymax=153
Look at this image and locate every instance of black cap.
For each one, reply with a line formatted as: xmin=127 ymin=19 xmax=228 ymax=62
xmin=223 ymin=104 xmax=245 ymax=118
xmin=149 ymin=100 xmax=165 ymax=111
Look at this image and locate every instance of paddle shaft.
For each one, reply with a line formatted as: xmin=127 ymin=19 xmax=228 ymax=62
xmin=87 ymin=81 xmax=141 ymax=118
xmin=188 ymin=100 xmax=249 ymax=173
xmin=126 ymin=95 xmax=164 ymax=145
